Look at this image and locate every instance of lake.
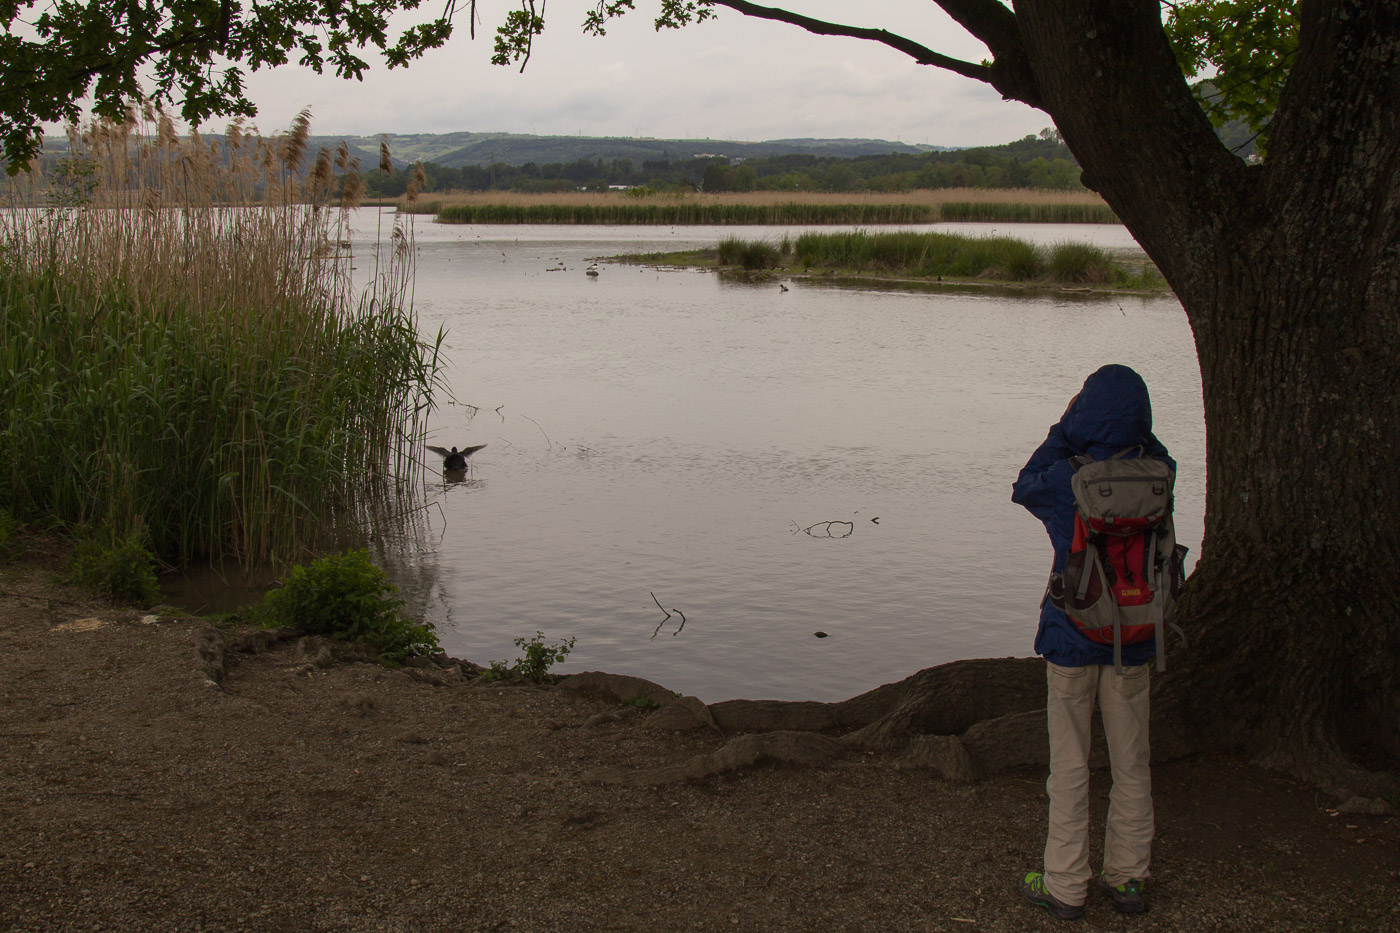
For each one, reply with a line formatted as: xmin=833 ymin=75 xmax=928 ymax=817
xmin=350 ymin=211 xmax=1204 ymax=703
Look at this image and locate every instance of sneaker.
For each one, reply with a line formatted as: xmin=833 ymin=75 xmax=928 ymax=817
xmin=1018 ymin=871 xmax=1085 ymax=920
xmin=1097 ymin=872 xmax=1147 ymax=914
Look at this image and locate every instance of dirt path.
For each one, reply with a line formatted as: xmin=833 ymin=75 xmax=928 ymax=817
xmin=2 ymin=553 xmax=1396 ymax=932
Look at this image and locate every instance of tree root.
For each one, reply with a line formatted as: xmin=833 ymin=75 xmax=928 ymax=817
xmin=572 ymin=658 xmax=1054 ymax=785
xmin=1251 ymin=730 xmax=1400 ymax=811
xmin=567 ymin=657 xmax=1391 ymax=809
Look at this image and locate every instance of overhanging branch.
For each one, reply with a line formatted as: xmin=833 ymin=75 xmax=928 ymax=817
xmin=930 ymin=0 xmax=1020 ymax=54
xmin=708 ymin=0 xmax=992 ymax=85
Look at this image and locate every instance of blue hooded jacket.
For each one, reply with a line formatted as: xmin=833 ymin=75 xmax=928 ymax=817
xmin=1011 ymin=364 xmax=1175 ymax=667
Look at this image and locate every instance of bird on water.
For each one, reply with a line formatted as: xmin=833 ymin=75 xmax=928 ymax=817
xmin=426 ymin=444 xmax=487 ymax=471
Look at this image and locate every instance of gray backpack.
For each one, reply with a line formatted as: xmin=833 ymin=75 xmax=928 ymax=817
xmin=1046 ymin=448 xmax=1188 ymax=673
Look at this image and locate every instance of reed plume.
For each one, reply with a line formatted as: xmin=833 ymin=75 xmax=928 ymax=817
xmin=281 ymin=108 xmax=313 ymax=173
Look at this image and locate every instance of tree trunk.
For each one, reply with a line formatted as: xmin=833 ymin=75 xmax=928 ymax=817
xmin=1010 ymin=0 xmax=1400 ymax=793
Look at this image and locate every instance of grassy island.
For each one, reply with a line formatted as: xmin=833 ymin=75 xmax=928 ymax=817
xmin=619 ymin=230 xmax=1166 ymax=291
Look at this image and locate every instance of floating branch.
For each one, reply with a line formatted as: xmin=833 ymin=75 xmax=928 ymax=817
xmin=792 ymin=520 xmax=854 ymax=538
xmin=522 ymin=414 xmax=554 ymax=448
xmin=650 ymin=591 xmax=687 ymax=638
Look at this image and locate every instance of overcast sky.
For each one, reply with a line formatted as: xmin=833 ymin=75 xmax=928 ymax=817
xmin=231 ymin=1 xmax=1049 ymax=148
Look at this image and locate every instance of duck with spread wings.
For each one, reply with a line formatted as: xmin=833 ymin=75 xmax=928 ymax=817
xmin=426 ymin=444 xmax=487 ymax=471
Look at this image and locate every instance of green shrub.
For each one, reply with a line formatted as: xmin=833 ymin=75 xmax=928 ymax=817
xmin=69 ymin=534 xmax=161 ymax=606
xmin=485 ymin=631 xmax=576 ymax=683
xmin=0 ymin=510 xmax=20 ymax=561
xmin=252 ymin=549 xmax=438 ymax=663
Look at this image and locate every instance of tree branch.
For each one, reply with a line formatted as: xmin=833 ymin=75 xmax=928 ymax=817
xmin=707 ymin=0 xmax=991 ymax=84
xmin=929 ymin=0 xmax=1020 ymax=54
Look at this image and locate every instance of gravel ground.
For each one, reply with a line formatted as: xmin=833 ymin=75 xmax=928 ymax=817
xmin=2 ymin=554 xmax=1397 ymax=933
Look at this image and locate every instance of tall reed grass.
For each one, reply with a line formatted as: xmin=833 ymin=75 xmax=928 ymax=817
xmin=436 ymin=201 xmax=939 ymax=225
xmin=397 ymin=188 xmax=1115 ymax=225
xmin=0 ymin=109 xmax=445 ymax=568
xmin=939 ymin=201 xmax=1120 ymax=223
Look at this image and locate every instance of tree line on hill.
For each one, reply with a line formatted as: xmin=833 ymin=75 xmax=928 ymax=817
xmin=364 ymin=130 xmax=1083 ymax=198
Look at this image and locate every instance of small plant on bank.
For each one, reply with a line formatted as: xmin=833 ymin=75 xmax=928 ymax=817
xmin=0 ymin=510 xmax=21 ymax=561
xmin=69 ymin=533 xmax=161 ymax=606
xmin=484 ymin=631 xmax=577 ymax=683
xmin=251 ymin=549 xmax=439 ymax=664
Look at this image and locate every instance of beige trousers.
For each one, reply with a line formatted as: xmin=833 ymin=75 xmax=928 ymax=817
xmin=1042 ymin=662 xmax=1153 ymax=906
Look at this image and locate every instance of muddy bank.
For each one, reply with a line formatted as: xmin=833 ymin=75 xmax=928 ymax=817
xmin=1 ymin=554 xmax=1397 ymax=932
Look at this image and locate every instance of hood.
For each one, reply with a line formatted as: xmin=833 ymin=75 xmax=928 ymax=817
xmin=1060 ymin=364 xmax=1157 ymax=455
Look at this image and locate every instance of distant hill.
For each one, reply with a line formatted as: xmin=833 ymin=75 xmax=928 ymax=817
xmin=301 ymin=132 xmax=947 ymax=171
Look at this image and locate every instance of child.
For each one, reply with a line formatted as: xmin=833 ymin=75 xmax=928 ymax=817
xmin=1011 ymin=364 xmax=1174 ymax=918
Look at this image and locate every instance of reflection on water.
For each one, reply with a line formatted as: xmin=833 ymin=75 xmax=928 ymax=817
xmin=209 ymin=212 xmax=1204 ymax=704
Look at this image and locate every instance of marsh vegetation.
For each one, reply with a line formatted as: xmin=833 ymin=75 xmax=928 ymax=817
xmin=0 ymin=111 xmax=445 ymax=571
xmin=637 ymin=230 xmax=1164 ymax=289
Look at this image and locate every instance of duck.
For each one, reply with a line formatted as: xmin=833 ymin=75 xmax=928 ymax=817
xmin=427 ymin=443 xmax=487 ymax=471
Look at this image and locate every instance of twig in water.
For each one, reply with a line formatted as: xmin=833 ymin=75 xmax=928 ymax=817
xmin=522 ymin=414 xmax=552 ymax=448
xmin=494 ymin=405 xmax=506 ymax=420
xmin=650 ymin=591 xmax=671 ymax=638
xmin=650 ymin=591 xmax=687 ymax=638
xmin=793 ymin=520 xmax=854 ymax=538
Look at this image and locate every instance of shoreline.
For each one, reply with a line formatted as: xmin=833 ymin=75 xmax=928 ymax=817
xmin=2 ymin=546 xmax=1397 ymax=931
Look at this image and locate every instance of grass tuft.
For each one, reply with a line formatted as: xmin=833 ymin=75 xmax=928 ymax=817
xmin=717 ymin=237 xmax=783 ymax=270
xmin=69 ymin=534 xmax=161 ymax=606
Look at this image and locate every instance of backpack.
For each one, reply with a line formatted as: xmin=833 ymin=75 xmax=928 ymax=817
xmin=1046 ymin=447 xmax=1189 ymax=673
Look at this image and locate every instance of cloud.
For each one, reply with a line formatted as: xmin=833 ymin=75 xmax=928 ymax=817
xmin=163 ymin=2 xmax=1048 ymax=148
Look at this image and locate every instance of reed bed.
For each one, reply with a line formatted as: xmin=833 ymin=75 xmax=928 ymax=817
xmin=0 ymin=110 xmax=445 ymax=568
xmin=436 ymin=201 xmax=940 ymax=225
xmin=940 ymin=201 xmax=1120 ymax=224
xmin=395 ymin=188 xmax=1115 ymax=225
xmin=736 ymin=230 xmax=1163 ymax=287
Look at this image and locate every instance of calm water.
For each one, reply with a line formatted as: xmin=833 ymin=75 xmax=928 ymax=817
xmin=351 ymin=212 xmax=1204 ymax=703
